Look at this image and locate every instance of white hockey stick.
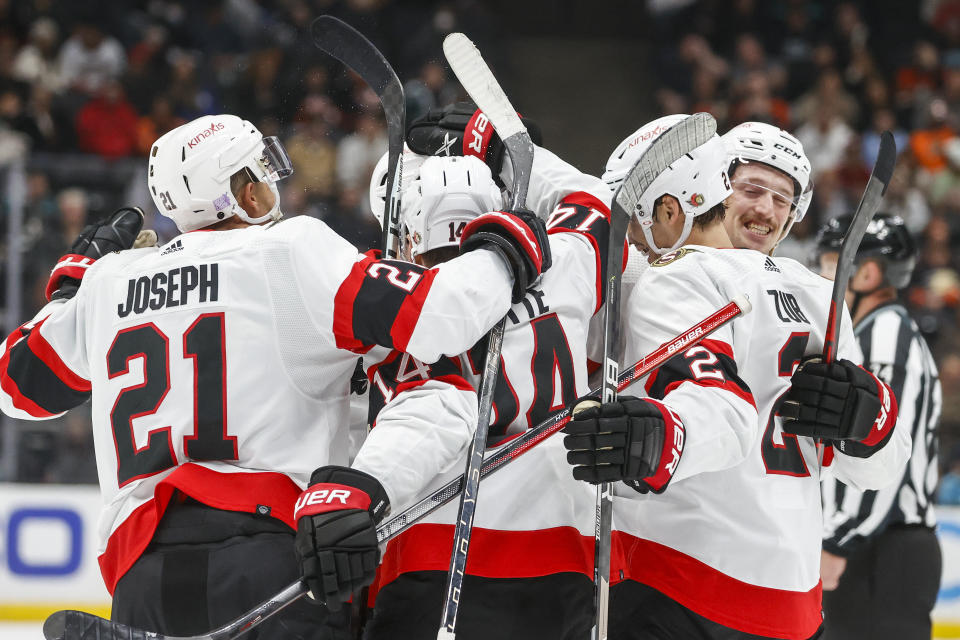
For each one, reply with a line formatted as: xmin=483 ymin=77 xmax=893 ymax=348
xmin=437 ymin=32 xmax=536 ymax=640
xmin=41 ymin=295 xmax=751 ymax=640
xmin=587 ymin=112 xmax=718 ymax=640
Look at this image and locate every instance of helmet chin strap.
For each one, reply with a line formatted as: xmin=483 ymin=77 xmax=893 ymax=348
xmin=769 ymin=211 xmax=797 ymax=256
xmin=640 ymin=211 xmax=695 ymax=255
xmin=233 ymin=182 xmax=284 ymax=225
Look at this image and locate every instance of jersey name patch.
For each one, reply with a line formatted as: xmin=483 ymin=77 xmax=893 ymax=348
xmin=651 ymin=246 xmax=700 ymax=267
xmin=117 ymin=263 xmax=219 ymax=318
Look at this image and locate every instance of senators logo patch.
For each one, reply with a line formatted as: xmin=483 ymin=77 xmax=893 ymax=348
xmin=652 ymin=246 xmax=700 ymax=267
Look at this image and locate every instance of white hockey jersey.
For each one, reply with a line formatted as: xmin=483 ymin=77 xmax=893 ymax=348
xmin=0 ymin=215 xmax=514 ymax=593
xmin=365 ymin=147 xmax=611 ymax=589
xmin=613 ymin=246 xmax=911 ymax=639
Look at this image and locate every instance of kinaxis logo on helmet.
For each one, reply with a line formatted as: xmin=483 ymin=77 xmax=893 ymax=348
xmin=187 ymin=121 xmax=226 ymax=149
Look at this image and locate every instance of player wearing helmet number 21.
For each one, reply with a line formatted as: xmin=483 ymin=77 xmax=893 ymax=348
xmin=0 ymin=114 xmax=552 ymax=637
xmin=562 ymin=114 xmax=909 ymax=640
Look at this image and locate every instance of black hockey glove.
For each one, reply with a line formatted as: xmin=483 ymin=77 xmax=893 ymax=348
xmin=406 ymin=101 xmax=542 ymax=178
xmin=563 ymin=395 xmax=686 ymax=494
xmin=294 ymin=465 xmax=390 ymax=611
xmin=780 ymin=357 xmax=897 ymax=458
xmin=45 ymin=206 xmax=145 ymax=301
xmin=460 ymin=208 xmax=552 ymax=304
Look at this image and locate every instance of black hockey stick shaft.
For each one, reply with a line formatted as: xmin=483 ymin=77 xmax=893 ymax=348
xmin=311 ymin=16 xmax=405 ymax=258
xmin=43 ymin=579 xmax=305 ymax=640
xmin=822 ymin=131 xmax=896 ymax=363
xmin=815 ymin=131 xmax=896 ymax=466
xmin=438 ymin=32 xmax=535 ymax=639
xmin=42 ymin=297 xmax=751 ymax=640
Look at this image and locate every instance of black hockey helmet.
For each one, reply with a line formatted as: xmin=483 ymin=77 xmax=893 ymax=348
xmin=813 ymin=212 xmax=917 ymax=289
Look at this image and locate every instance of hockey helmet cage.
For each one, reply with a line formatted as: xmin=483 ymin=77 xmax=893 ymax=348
xmin=148 ymin=114 xmax=293 ymax=232
xmin=814 ymin=212 xmax=917 ymax=289
xmin=722 ymin=121 xmax=813 ymax=222
xmin=403 ymin=156 xmax=502 ymax=258
xmin=620 ymin=114 xmax=733 ymax=255
xmin=602 ymin=114 xmax=688 ymax=193
xmin=368 ymin=146 xmax=425 ymax=231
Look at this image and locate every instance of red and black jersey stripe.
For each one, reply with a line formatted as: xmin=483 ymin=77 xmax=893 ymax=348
xmin=545 ymin=192 xmax=614 ymax=312
xmin=366 ymin=350 xmax=469 ymax=425
xmin=644 ymin=339 xmax=755 ymax=409
xmin=0 ymin=320 xmax=91 ymax=417
xmin=333 ymin=253 xmax=438 ymax=354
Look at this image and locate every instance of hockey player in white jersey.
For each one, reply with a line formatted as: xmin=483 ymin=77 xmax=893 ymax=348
xmin=563 ymin=115 xmax=910 ymax=640
xmin=0 ymin=114 xmax=554 ymax=637
xmin=360 ymin=114 xmax=612 ymax=639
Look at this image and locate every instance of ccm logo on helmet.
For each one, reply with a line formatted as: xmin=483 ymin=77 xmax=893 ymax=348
xmin=773 ymin=142 xmax=801 ymax=160
xmin=187 ymin=122 xmax=226 ymax=149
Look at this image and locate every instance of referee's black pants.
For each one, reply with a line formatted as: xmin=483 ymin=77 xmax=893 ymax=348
xmin=822 ymin=524 xmax=941 ymax=640
xmin=112 ymin=496 xmax=352 ymax=639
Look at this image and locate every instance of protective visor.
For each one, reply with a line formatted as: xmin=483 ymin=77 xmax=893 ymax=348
xmin=731 ymin=178 xmax=802 ymax=212
xmin=259 ymin=136 xmax=294 ymax=183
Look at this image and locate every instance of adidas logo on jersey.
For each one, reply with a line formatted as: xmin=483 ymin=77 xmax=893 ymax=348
xmin=161 ymin=239 xmax=183 ymax=255
xmin=764 ymin=256 xmax=780 ymax=273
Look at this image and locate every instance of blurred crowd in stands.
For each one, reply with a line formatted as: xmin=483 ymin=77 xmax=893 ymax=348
xmin=3 ymin=0 xmax=960 ymax=491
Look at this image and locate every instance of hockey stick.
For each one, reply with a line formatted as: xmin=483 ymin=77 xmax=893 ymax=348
xmin=437 ymin=32 xmax=536 ymax=640
xmin=311 ymin=16 xmax=405 ymax=258
xmin=42 ymin=296 xmax=751 ymax=640
xmin=815 ymin=130 xmax=896 ymax=464
xmin=823 ymin=130 xmax=896 ymax=362
xmin=586 ymin=112 xmax=718 ymax=640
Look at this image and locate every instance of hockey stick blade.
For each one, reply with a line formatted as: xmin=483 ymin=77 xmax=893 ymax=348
xmin=44 ymin=297 xmax=753 ymax=640
xmin=822 ymin=130 xmax=896 ymax=362
xmin=44 ymin=579 xmax=307 ymax=640
xmin=443 ymin=33 xmax=534 ymax=209
xmin=311 ymin=16 xmax=405 ymax=257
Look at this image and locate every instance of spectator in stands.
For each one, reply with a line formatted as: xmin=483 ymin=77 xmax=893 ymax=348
xmin=11 ymin=17 xmax=63 ymax=93
xmin=285 ymin=113 xmax=338 ymax=201
xmin=135 ymin=96 xmax=184 ymax=156
xmin=58 ymin=21 xmax=125 ymax=96
xmin=795 ymin=103 xmax=855 ymax=179
xmin=336 ymin=110 xmax=387 ymax=190
xmin=910 ymin=97 xmax=956 ymax=176
xmin=75 ymin=80 xmax=138 ymax=158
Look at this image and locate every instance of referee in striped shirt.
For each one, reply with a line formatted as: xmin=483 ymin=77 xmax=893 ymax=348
xmin=814 ymin=213 xmax=942 ymax=640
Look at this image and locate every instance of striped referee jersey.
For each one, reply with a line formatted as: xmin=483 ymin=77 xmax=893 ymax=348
xmin=823 ymin=301 xmax=942 ymax=554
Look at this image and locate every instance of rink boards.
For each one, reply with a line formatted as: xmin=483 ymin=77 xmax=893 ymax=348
xmin=2 ymin=483 xmax=960 ymax=636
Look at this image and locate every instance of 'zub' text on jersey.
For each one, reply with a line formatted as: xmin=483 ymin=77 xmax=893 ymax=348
xmin=117 ymin=263 xmax=219 ymax=318
xmin=767 ymin=288 xmax=809 ymax=324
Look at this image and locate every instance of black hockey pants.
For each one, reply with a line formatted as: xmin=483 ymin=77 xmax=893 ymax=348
xmin=363 ymin=570 xmax=593 ymax=640
xmin=112 ymin=495 xmax=352 ymax=639
xmin=609 ymin=580 xmax=824 ymax=640
xmin=822 ymin=524 xmax=941 ymax=640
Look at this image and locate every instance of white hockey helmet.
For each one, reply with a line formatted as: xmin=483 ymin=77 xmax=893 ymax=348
xmin=602 ymin=114 xmax=688 ymax=192
xmin=368 ymin=146 xmax=426 ymax=231
xmin=147 ymin=114 xmax=293 ymax=232
xmin=722 ymin=121 xmax=813 ymax=222
xmin=626 ymin=114 xmax=733 ymax=255
xmin=402 ymin=155 xmax=502 ymax=258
